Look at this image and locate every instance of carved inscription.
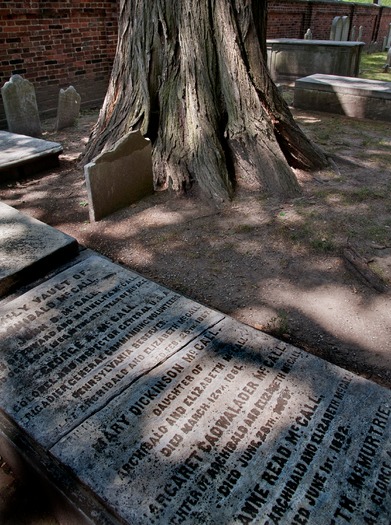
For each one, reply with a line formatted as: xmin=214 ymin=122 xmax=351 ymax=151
xmin=1 ymin=255 xmax=390 ymax=524
xmin=51 ymin=319 xmax=391 ymax=525
xmin=0 ymin=256 xmax=224 ymax=446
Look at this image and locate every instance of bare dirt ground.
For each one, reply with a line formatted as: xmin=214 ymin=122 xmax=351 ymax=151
xmin=2 ymin=101 xmax=390 ymax=387
xmin=0 ymin=97 xmax=391 ymax=522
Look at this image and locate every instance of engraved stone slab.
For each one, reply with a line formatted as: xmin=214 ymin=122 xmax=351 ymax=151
xmin=51 ymin=318 xmax=391 ymax=525
xmin=1 ymin=75 xmax=42 ymax=137
xmin=0 ymin=131 xmax=62 ymax=181
xmin=55 ymin=86 xmax=81 ymax=131
xmin=0 ymin=202 xmax=78 ymax=297
xmin=0 ymin=255 xmax=224 ymax=447
xmin=0 ymin=254 xmax=390 ymax=524
xmin=84 ymin=130 xmax=154 ymax=222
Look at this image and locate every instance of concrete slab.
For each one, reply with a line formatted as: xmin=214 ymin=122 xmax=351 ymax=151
xmin=0 ymin=202 xmax=78 ymax=297
xmin=294 ymin=74 xmax=391 ymax=121
xmin=0 ymin=254 xmax=390 ymax=524
xmin=0 ymin=131 xmax=63 ymax=182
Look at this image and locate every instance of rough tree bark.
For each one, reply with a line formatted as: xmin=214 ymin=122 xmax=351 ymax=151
xmin=83 ymin=0 xmax=328 ymax=201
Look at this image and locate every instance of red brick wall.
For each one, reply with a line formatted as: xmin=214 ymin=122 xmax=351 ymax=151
xmin=1 ymin=1 xmax=390 ymax=129
xmin=268 ymin=1 xmax=390 ymax=43
xmin=0 ymin=1 xmax=118 ymax=126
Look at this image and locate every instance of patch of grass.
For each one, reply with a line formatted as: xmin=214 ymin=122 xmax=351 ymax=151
xmin=234 ymin=224 xmax=255 ymax=234
xmin=344 ymin=187 xmax=386 ymax=203
xmin=344 ymin=0 xmax=391 ymax=4
xmin=265 ymin=310 xmax=290 ymax=338
xmin=360 ymin=52 xmax=391 ymax=82
xmin=310 ymin=235 xmax=335 ymax=254
xmin=365 ymin=224 xmax=390 ymax=244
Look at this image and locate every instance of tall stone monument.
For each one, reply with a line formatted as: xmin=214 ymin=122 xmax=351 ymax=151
xmin=55 ymin=86 xmax=81 ymax=131
xmin=1 ymin=75 xmax=42 ymax=137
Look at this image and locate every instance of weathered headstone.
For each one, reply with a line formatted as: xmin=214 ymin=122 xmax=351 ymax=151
xmin=386 ymin=23 xmax=391 ymax=50
xmin=304 ymin=28 xmax=313 ymax=40
xmin=55 ymin=86 xmax=81 ymax=131
xmin=0 ymin=253 xmax=390 ymax=524
xmin=387 ymin=47 xmax=391 ymax=68
xmin=330 ymin=16 xmax=340 ymax=41
xmin=341 ymin=16 xmax=350 ymax=41
xmin=0 ymin=130 xmax=63 ymax=182
xmin=330 ymin=16 xmax=350 ymax=42
xmin=1 ymin=75 xmax=42 ymax=137
xmin=84 ymin=130 xmax=154 ymax=222
xmin=0 ymin=202 xmax=77 ymax=297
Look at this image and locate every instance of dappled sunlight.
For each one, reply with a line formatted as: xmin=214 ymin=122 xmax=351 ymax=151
xmin=294 ymin=115 xmax=322 ymax=125
xmin=1 ymin=102 xmax=391 ymax=390
xmin=267 ymin=277 xmax=391 ymax=359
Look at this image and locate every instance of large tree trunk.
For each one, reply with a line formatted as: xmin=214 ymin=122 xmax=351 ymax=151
xmin=83 ymin=0 xmax=328 ymax=201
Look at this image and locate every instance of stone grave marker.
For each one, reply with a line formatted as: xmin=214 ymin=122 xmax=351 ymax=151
xmin=330 ymin=16 xmax=350 ymax=42
xmin=0 ymin=253 xmax=390 ymax=524
xmin=55 ymin=86 xmax=81 ymax=131
xmin=0 ymin=130 xmax=63 ymax=181
xmin=330 ymin=16 xmax=340 ymax=41
xmin=294 ymin=74 xmax=391 ymax=122
xmin=1 ymin=75 xmax=42 ymax=137
xmin=0 ymin=202 xmax=78 ymax=297
xmin=341 ymin=16 xmax=350 ymax=42
xmin=0 ymin=255 xmax=224 ymax=446
xmin=304 ymin=28 xmax=312 ymax=40
xmin=84 ymin=130 xmax=154 ymax=221
xmin=386 ymin=23 xmax=391 ymax=50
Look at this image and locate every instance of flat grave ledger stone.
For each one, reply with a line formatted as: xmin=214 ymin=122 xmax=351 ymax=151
xmin=0 ymin=255 xmax=390 ymax=524
xmin=56 ymin=86 xmax=81 ymax=131
xmin=51 ymin=318 xmax=391 ymax=525
xmin=1 ymin=75 xmax=42 ymax=137
xmin=0 ymin=130 xmax=63 ymax=181
xmin=84 ymin=130 xmax=154 ymax=222
xmin=294 ymin=74 xmax=391 ymax=122
xmin=0 ymin=255 xmax=224 ymax=447
xmin=0 ymin=202 xmax=78 ymax=297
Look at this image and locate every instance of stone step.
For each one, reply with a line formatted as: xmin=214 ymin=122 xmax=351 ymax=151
xmin=0 ymin=253 xmax=390 ymax=524
xmin=0 ymin=131 xmax=63 ymax=182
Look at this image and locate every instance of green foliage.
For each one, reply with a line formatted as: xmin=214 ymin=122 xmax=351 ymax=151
xmin=265 ymin=311 xmax=290 ymax=338
xmin=343 ymin=0 xmax=391 ymax=5
xmin=360 ymin=52 xmax=391 ymax=82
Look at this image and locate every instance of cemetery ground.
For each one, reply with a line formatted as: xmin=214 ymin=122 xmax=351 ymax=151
xmin=0 ymin=84 xmax=391 ymax=523
xmin=1 ymin=102 xmax=391 ymax=387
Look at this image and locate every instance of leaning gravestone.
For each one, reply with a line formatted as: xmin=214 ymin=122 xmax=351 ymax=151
xmin=55 ymin=86 xmax=81 ymax=131
xmin=84 ymin=130 xmax=154 ymax=221
xmin=1 ymin=75 xmax=42 ymax=137
xmin=0 ymin=252 xmax=390 ymax=524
